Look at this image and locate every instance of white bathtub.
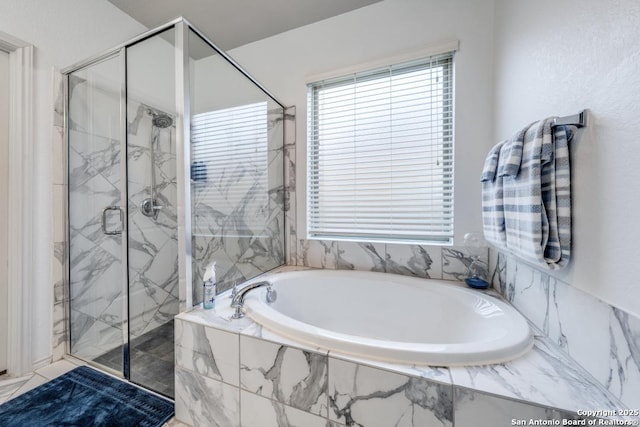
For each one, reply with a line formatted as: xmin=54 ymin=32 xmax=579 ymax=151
xmin=242 ymin=269 xmax=533 ymax=366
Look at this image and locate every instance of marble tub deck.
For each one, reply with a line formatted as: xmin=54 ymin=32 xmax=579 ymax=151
xmin=176 ymin=284 xmax=631 ymax=425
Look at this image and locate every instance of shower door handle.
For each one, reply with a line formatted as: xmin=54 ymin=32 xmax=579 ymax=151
xmin=101 ymin=206 xmax=124 ymax=235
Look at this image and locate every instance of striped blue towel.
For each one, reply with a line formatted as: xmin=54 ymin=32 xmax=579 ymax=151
xmin=481 ymin=119 xmax=574 ymax=270
xmin=480 ymin=125 xmax=529 ymax=250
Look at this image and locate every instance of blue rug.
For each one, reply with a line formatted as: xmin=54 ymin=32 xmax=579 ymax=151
xmin=0 ymin=366 xmax=174 ymax=427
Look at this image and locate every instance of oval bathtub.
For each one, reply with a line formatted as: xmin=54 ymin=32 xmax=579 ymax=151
xmin=242 ymin=269 xmax=533 ymax=366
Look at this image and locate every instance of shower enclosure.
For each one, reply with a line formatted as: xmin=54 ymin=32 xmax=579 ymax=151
xmin=63 ymin=19 xmax=286 ymax=398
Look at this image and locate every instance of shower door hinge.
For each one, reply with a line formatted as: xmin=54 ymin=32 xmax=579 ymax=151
xmin=101 ymin=206 xmax=124 ymax=235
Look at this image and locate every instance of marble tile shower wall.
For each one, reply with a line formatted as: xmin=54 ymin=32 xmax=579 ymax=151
xmin=72 ymin=101 xmax=177 ymax=354
xmin=52 ymin=73 xmax=291 ymax=360
xmin=493 ymin=252 xmax=640 ymax=409
xmin=191 ymin=108 xmax=290 ymax=301
xmin=52 ymin=70 xmax=181 ymax=361
xmin=126 ymin=102 xmax=179 ymax=339
xmin=52 ymin=70 xmax=67 ymax=362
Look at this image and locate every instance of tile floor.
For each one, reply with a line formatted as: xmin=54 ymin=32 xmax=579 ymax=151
xmin=0 ymin=358 xmax=186 ymax=426
xmin=94 ymin=320 xmax=175 ymax=397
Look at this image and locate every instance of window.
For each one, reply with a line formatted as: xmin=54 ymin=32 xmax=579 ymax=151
xmin=307 ymin=52 xmax=454 ymax=243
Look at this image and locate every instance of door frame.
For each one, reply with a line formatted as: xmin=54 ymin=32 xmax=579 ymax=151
xmin=64 ymin=50 xmax=129 ymax=378
xmin=0 ymin=31 xmax=34 ymax=377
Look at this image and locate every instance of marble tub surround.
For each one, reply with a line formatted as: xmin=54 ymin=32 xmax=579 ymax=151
xmin=240 ymin=335 xmax=328 ymax=416
xmin=175 ymin=309 xmax=457 ymax=427
xmin=447 ymin=334 xmax=623 ymax=413
xmin=328 ymin=358 xmax=453 ymax=427
xmin=494 ymin=253 xmax=640 ymax=410
xmin=295 ymin=239 xmax=488 ymax=284
xmin=175 ymin=366 xmax=240 ymax=426
xmin=174 ymin=278 xmax=625 ymax=426
xmin=175 ymin=318 xmax=240 ymax=387
xmin=452 ymin=388 xmax=583 ymax=426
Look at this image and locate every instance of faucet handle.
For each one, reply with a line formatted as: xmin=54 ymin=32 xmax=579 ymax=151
xmin=265 ymin=286 xmax=277 ymax=303
xmin=231 ymin=282 xmax=239 ymax=300
xmin=231 ymin=304 xmax=244 ymax=319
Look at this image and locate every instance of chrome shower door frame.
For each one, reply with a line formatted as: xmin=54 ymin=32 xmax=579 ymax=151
xmin=63 ymin=17 xmax=287 ymax=383
xmin=63 ymin=48 xmax=130 ymax=378
xmin=61 ymin=19 xmax=198 ymax=381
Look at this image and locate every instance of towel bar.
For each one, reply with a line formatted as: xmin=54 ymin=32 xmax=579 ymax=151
xmin=552 ymin=110 xmax=588 ymax=128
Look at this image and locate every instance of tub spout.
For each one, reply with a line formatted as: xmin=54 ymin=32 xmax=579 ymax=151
xmin=230 ymin=280 xmax=276 ymax=319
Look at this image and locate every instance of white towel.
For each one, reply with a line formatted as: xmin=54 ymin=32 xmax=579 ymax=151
xmin=481 ymin=119 xmax=574 ymax=269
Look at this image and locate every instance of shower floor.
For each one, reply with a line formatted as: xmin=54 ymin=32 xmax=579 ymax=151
xmin=93 ymin=320 xmax=175 ymax=398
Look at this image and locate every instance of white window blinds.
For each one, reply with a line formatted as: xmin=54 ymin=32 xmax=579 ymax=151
xmin=307 ymin=52 xmax=454 ymax=243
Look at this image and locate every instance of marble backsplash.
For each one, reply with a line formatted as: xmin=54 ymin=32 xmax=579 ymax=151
xmin=294 ymin=238 xmax=489 ymax=283
xmin=493 ymin=252 xmax=640 ymax=410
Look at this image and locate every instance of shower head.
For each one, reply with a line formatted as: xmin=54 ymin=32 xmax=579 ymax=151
xmin=152 ymin=113 xmax=173 ymax=129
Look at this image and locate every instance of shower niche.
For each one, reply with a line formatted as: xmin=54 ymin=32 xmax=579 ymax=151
xmin=64 ymin=20 xmax=286 ymax=398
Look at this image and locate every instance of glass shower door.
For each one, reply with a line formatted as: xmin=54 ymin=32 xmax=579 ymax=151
xmin=66 ymin=19 xmax=283 ymax=399
xmin=68 ymin=53 xmax=127 ymax=374
xmin=68 ymin=28 xmax=179 ymax=398
xmin=125 ymin=28 xmax=178 ymax=397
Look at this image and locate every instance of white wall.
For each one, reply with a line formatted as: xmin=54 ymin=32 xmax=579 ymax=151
xmin=0 ymin=0 xmax=146 ymax=366
xmin=126 ymin=32 xmax=177 ymax=114
xmin=191 ymin=54 xmax=269 ymax=115
xmin=225 ymin=0 xmax=496 ymax=245
xmin=494 ymin=0 xmax=640 ymax=318
xmin=0 ymin=50 xmax=8 ymax=373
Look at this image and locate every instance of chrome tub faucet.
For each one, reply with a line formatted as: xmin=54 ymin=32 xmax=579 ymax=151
xmin=230 ymin=280 xmax=276 ymax=319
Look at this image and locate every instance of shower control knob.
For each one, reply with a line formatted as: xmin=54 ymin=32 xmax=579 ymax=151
xmin=140 ymin=198 xmax=163 ymax=219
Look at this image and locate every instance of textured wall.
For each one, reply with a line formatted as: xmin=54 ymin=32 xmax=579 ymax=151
xmin=1 ymin=0 xmax=146 ymax=366
xmin=226 ymin=0 xmax=496 ymax=246
xmin=491 ymin=0 xmax=640 ymax=407
xmin=493 ymin=0 xmax=640 ymax=319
